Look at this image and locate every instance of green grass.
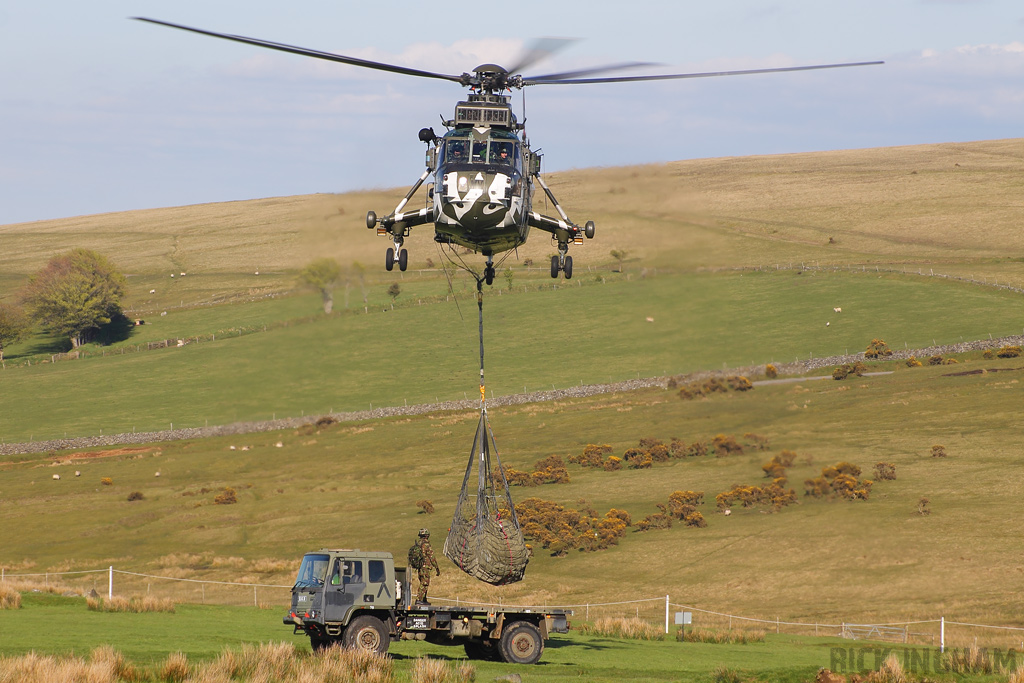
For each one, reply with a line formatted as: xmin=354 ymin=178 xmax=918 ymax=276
xmin=2 ymin=140 xmax=1024 ymax=679
xmin=0 ymin=592 xmax=282 ymax=666
xmin=2 ymin=355 xmax=1023 ymax=636
xmin=2 ymin=268 xmax=1021 ymax=442
xmin=1 ymin=593 xmax=989 ymax=682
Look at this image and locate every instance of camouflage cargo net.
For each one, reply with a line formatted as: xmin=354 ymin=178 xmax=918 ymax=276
xmin=444 ymin=410 xmax=528 ymax=585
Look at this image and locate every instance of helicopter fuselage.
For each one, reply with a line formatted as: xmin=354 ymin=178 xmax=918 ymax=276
xmin=434 ymin=127 xmax=532 ymax=256
xmin=369 ymin=90 xmax=593 ymax=283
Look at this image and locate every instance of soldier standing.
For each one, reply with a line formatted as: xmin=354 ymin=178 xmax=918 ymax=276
xmin=415 ymin=528 xmax=440 ymax=604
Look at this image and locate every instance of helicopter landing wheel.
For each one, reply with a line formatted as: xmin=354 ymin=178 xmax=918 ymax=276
xmin=550 ymin=255 xmax=560 ymax=279
xmin=484 ymin=266 xmax=495 ymax=286
xmin=398 ymin=248 xmax=408 ymax=272
xmin=563 ymin=255 xmax=573 ymax=279
xmin=385 ymin=248 xmax=395 ymax=271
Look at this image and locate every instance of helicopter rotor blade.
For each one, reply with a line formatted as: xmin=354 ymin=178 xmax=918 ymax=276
xmin=524 ymin=61 xmax=657 ymax=82
xmin=133 ymin=17 xmax=467 ymax=84
xmin=522 ymin=60 xmax=884 ymax=86
xmin=504 ymin=37 xmax=579 ymax=76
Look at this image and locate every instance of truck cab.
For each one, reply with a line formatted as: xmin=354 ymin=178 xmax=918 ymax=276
xmin=284 ymin=548 xmax=570 ymax=664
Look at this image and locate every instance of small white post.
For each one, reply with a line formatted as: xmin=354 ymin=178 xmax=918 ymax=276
xmin=940 ymin=617 xmax=945 ymax=653
xmin=108 ymin=566 xmax=113 ymax=599
xmin=665 ymin=595 xmax=670 ymax=634
xmin=254 ymin=585 xmax=258 ymax=607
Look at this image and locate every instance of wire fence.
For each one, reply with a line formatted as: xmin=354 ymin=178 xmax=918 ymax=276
xmin=4 ymin=567 xmax=1023 ymax=650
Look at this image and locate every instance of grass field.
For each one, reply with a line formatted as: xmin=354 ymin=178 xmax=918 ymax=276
xmin=2 ymin=268 xmax=1023 ymax=442
xmin=2 ymin=354 xmax=1023 ymax=634
xmin=2 ymin=140 xmax=1024 ymax=680
xmin=0 ymin=593 xmax=1008 ymax=682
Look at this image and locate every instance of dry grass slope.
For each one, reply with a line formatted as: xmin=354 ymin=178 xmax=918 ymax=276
xmin=3 ymin=139 xmax=1022 ymax=304
xmin=0 ymin=642 xmax=473 ymax=683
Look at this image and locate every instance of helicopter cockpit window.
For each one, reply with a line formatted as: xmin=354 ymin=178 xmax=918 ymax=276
xmin=446 ymin=140 xmax=468 ymax=163
xmin=471 ymin=141 xmax=488 ymax=162
xmin=489 ymin=142 xmax=514 ymax=165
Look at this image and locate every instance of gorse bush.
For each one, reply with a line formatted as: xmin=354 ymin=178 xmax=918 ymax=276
xmin=804 ymin=462 xmax=872 ymax=500
xmin=711 ymin=434 xmax=743 ymax=456
xmin=415 ymin=499 xmax=434 ymax=514
xmin=833 ymin=361 xmax=867 ymax=380
xmin=634 ymin=512 xmax=672 ymax=532
xmin=873 ymin=462 xmax=897 ymax=480
xmin=505 ymin=455 xmax=570 ymax=486
xmin=997 ymin=345 xmax=1022 ymax=358
xmin=677 ymin=375 xmax=754 ymax=399
xmin=569 ymin=443 xmax=612 ymax=468
xmin=761 ymin=450 xmax=797 ymax=480
xmin=637 ymin=491 xmax=707 ymax=531
xmin=623 ymin=448 xmax=652 ymax=469
xmin=715 ymin=481 xmax=796 ymax=512
xmin=214 ymin=487 xmax=238 ymax=505
xmin=515 ymin=497 xmax=629 ymax=555
xmin=865 ymin=338 xmax=893 ymax=359
xmin=765 ymin=364 xmax=778 ymax=379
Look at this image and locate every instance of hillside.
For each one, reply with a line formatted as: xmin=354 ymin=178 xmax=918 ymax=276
xmin=1 ymin=140 xmax=1023 ymax=645
xmin=2 ymin=138 xmax=1022 ymax=308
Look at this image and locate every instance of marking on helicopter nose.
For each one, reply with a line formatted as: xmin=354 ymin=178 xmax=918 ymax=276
xmin=488 ymin=174 xmax=510 ymax=203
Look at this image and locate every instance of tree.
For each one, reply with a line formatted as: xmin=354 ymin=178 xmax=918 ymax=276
xmin=387 ymin=283 xmax=402 ymax=303
xmin=20 ymin=249 xmax=126 ymax=348
xmin=610 ymin=249 xmax=629 ymax=272
xmin=299 ymin=258 xmax=342 ymax=313
xmin=0 ymin=303 xmax=30 ymax=362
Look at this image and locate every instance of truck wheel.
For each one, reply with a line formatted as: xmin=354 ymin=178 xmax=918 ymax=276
xmin=344 ymin=615 xmax=390 ymax=654
xmin=464 ymin=639 xmax=500 ymax=661
xmin=499 ymin=621 xmax=543 ymax=665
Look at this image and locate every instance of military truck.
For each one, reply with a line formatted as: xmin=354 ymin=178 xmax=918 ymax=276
xmin=283 ymin=548 xmax=571 ymax=664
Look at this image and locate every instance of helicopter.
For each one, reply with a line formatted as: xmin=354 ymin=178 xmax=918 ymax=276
xmin=134 ymin=18 xmax=882 ymax=285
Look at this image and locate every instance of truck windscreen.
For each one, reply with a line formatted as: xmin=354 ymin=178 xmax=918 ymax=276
xmin=294 ymin=553 xmax=330 ymax=588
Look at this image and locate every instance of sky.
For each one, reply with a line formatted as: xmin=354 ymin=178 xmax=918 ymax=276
xmin=2 ymin=1 xmax=1022 ymax=224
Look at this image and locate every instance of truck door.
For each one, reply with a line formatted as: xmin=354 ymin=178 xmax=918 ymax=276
xmin=324 ymin=558 xmax=364 ymax=622
xmin=366 ymin=558 xmax=393 ymax=606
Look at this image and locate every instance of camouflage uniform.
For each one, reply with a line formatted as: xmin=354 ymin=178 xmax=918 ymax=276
xmin=416 ymin=535 xmax=440 ymax=604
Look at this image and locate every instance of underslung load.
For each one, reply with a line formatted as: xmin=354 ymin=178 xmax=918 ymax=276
xmin=443 ymin=407 xmax=528 ymax=585
xmin=442 ymin=283 xmax=528 ymax=585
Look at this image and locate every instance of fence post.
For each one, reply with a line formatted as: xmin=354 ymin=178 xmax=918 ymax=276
xmin=940 ymin=617 xmax=945 ymax=653
xmin=665 ymin=595 xmax=669 ymax=634
xmin=108 ymin=566 xmax=113 ymax=599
